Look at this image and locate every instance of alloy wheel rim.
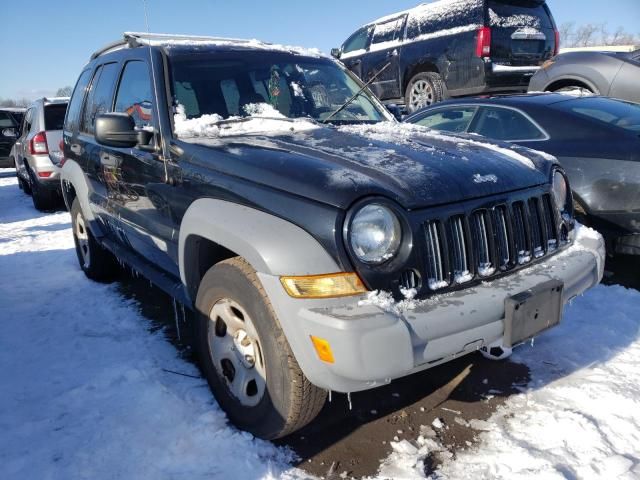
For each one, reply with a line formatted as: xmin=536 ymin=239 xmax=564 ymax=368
xmin=75 ymin=213 xmax=91 ymax=268
xmin=208 ymin=298 xmax=266 ymax=407
xmin=410 ymin=80 xmax=434 ymax=111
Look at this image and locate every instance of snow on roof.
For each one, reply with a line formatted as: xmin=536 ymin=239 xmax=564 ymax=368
xmin=365 ymin=0 xmax=482 ymax=27
xmin=128 ymin=32 xmax=326 ymax=58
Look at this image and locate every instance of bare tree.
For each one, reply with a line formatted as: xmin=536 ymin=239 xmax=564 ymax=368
xmin=559 ymin=22 xmax=575 ymax=48
xmin=561 ymin=22 xmax=639 ymax=48
xmin=56 ymin=86 xmax=73 ymax=97
xmin=574 ymin=24 xmax=600 ymax=47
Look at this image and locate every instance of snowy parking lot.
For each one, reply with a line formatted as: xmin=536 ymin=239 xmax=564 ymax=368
xmin=1 ymin=167 xmax=639 ymax=479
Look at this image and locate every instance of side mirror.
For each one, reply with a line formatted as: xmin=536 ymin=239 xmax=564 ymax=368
xmin=1 ymin=127 xmax=17 ymax=138
xmin=386 ymin=104 xmax=403 ymax=121
xmin=330 ymin=47 xmax=342 ymax=59
xmin=95 ymin=113 xmax=152 ymax=149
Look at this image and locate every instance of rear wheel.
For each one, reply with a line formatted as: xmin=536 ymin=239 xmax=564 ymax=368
xmin=28 ymin=169 xmax=56 ymax=211
xmin=71 ymin=198 xmax=119 ymax=282
xmin=195 ymin=257 xmax=326 ymax=439
xmin=405 ymin=72 xmax=448 ymax=113
xmin=17 ymin=168 xmax=32 ymax=195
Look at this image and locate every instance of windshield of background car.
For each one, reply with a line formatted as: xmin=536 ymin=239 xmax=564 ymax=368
xmin=556 ymin=97 xmax=640 ymax=134
xmin=169 ymin=51 xmax=388 ymax=124
xmin=44 ymin=104 xmax=68 ymax=130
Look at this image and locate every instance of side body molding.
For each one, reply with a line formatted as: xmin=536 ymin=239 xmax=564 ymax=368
xmin=179 ymin=199 xmax=341 ymax=286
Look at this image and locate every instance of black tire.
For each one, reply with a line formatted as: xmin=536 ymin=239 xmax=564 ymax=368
xmin=70 ymin=198 xmax=119 ymax=282
xmin=405 ymin=71 xmax=448 ymax=113
xmin=28 ymin=169 xmax=56 ymax=211
xmin=18 ymin=171 xmax=32 ymax=195
xmin=195 ymin=257 xmax=326 ymax=439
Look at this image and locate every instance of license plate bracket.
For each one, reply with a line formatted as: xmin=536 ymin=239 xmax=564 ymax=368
xmin=504 ymin=279 xmax=564 ymax=348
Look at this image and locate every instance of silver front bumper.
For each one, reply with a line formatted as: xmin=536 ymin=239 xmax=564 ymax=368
xmin=259 ymin=225 xmax=606 ymax=393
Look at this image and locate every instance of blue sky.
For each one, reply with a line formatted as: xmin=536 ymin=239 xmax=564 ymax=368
xmin=1 ymin=0 xmax=638 ymax=100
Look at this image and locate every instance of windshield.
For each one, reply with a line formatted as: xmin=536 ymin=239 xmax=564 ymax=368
xmin=168 ymin=51 xmax=389 ymax=127
xmin=556 ymin=97 xmax=640 ymax=134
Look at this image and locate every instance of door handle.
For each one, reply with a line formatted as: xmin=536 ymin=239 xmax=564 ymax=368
xmin=350 ymin=59 xmax=362 ymax=66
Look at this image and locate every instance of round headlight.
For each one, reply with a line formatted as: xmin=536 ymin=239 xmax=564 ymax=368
xmin=349 ymin=204 xmax=401 ymax=264
xmin=552 ymin=170 xmax=569 ymax=211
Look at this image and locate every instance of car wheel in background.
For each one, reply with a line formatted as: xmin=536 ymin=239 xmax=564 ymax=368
xmin=28 ymin=169 xmax=57 ymax=211
xmin=71 ymin=198 xmax=119 ymax=282
xmin=195 ymin=257 xmax=327 ymax=440
xmin=552 ymin=85 xmax=595 ymax=97
xmin=405 ymin=72 xmax=448 ymax=113
xmin=17 ymin=167 xmax=32 ymax=195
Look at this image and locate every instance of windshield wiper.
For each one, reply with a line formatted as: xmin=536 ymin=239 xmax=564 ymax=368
xmin=322 ymin=58 xmax=394 ymax=124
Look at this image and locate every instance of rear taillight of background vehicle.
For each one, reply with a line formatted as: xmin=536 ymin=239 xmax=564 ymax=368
xmin=29 ymin=132 xmax=49 ymax=155
xmin=554 ymin=29 xmax=560 ymax=56
xmin=476 ymin=27 xmax=491 ymax=58
xmin=59 ymin=139 xmax=66 ymax=167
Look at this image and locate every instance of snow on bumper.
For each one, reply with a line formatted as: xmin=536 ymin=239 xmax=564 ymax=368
xmin=259 ymin=225 xmax=605 ymax=393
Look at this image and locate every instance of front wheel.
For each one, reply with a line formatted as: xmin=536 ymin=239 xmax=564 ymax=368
xmin=195 ymin=257 xmax=326 ymax=439
xmin=405 ymin=72 xmax=448 ymax=113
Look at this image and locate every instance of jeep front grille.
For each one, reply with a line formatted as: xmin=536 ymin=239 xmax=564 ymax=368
xmin=423 ymin=193 xmax=561 ymax=291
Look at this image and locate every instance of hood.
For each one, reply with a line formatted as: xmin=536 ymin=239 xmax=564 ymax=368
xmin=177 ymin=121 xmax=554 ymax=210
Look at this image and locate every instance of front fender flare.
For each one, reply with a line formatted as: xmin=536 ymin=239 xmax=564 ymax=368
xmin=179 ymin=198 xmax=341 ymax=288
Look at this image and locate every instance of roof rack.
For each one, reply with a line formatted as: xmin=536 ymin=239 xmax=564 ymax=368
xmin=90 ymin=32 xmax=264 ymax=60
xmin=124 ymin=31 xmax=259 ymax=44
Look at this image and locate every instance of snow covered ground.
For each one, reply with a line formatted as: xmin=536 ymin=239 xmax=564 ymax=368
xmin=0 ymin=170 xmax=305 ymax=479
xmin=1 ymin=167 xmax=639 ymax=479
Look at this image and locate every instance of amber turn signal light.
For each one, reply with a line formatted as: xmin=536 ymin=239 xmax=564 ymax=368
xmin=280 ymin=272 xmax=367 ymax=299
xmin=310 ymin=336 xmax=335 ymax=364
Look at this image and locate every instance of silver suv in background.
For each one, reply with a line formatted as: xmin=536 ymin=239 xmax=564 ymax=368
xmin=13 ymin=97 xmax=68 ymax=210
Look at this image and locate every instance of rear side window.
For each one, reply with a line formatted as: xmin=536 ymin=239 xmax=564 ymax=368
xmin=81 ymin=62 xmax=119 ymax=135
xmin=343 ymin=27 xmax=371 ymax=54
xmin=114 ymin=61 xmax=154 ymax=129
xmin=65 ymin=69 xmax=91 ymax=133
xmin=407 ymin=0 xmax=483 ymax=39
xmin=557 ymin=97 xmax=640 ymax=134
xmin=488 ymin=0 xmax=553 ymax=29
xmin=0 ymin=111 xmax=15 ymax=128
xmin=371 ymin=17 xmax=405 ymax=45
xmin=44 ymin=104 xmax=67 ymax=131
xmin=414 ymin=107 xmax=478 ymax=133
xmin=23 ymin=108 xmax=34 ymax=133
xmin=470 ymin=106 xmax=546 ymax=141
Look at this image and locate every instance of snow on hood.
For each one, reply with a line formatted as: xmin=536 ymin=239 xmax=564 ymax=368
xmin=173 ymin=103 xmax=320 ymax=139
xmin=340 ymin=122 xmax=537 ymax=169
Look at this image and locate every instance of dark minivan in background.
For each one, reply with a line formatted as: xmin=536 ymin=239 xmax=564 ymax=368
xmin=332 ymin=0 xmax=559 ymax=112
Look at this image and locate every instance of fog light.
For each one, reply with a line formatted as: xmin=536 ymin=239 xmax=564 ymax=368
xmin=280 ymin=272 xmax=366 ymax=299
xmin=310 ymin=336 xmax=335 ymax=364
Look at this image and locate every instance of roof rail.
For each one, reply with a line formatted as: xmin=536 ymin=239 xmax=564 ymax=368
xmin=90 ymin=32 xmax=264 ymax=60
xmin=90 ymin=38 xmax=135 ymax=60
xmin=123 ymin=31 xmax=260 ymax=45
